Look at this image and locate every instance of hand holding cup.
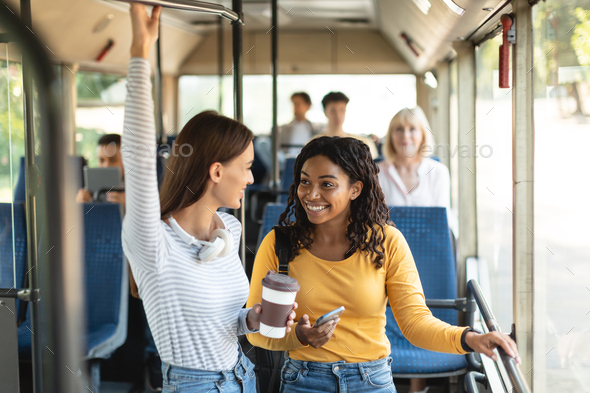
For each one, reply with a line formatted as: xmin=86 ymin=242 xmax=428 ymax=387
xmin=247 ymin=302 xmax=298 ymax=332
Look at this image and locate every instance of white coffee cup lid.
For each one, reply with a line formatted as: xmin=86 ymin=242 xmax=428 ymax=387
xmin=261 ymin=271 xmax=300 ymax=292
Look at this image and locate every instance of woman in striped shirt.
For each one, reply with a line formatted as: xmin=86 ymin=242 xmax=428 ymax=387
xmin=122 ymin=4 xmax=296 ymax=392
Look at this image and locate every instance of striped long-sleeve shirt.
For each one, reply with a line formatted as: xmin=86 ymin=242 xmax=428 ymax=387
xmin=121 ymin=58 xmax=253 ymax=371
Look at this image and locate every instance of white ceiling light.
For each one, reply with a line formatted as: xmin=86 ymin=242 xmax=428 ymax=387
xmin=441 ymin=0 xmax=465 ymax=16
xmin=424 ymin=72 xmax=438 ymax=89
xmin=412 ymin=0 xmax=431 ymax=15
xmin=93 ymin=13 xmax=114 ymax=34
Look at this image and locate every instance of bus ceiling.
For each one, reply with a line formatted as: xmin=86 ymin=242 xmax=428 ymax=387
xmin=1 ymin=0 xmax=513 ymax=75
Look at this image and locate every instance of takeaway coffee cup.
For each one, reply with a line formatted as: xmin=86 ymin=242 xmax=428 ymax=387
xmin=260 ymin=272 xmax=300 ymax=338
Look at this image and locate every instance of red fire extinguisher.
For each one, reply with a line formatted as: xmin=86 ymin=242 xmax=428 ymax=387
xmin=499 ymin=14 xmax=515 ymax=88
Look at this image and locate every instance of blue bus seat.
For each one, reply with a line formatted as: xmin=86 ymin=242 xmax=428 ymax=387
xmin=82 ymin=203 xmax=128 ymax=360
xmin=279 ymin=158 xmax=296 ymax=203
xmin=0 ymin=203 xmax=27 ymax=320
xmin=156 ymin=136 xmax=179 ymax=188
xmin=13 ymin=158 xmax=26 ymax=202
xmin=16 ymin=203 xmax=128 ymax=368
xmin=386 ymin=206 xmax=468 ymax=376
xmin=257 ymin=203 xmax=288 ymax=250
xmin=0 ymin=203 xmax=35 ymax=358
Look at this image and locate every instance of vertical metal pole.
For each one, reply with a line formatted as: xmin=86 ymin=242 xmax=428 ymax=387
xmin=232 ymin=1 xmax=243 ymax=123
xmin=232 ymin=0 xmax=246 ymax=266
xmin=2 ymin=4 xmax=85 ymax=392
xmin=452 ymin=40 xmax=477 ymax=302
xmin=512 ymin=0 xmax=535 ymax=387
xmin=19 ymin=1 xmax=42 ymax=391
xmin=270 ymin=0 xmax=279 ymax=188
xmin=155 ymin=22 xmax=164 ymax=144
xmin=435 ymin=61 xmax=451 ymax=170
xmin=61 ymin=63 xmax=78 ymax=156
xmin=218 ymin=16 xmax=224 ymax=113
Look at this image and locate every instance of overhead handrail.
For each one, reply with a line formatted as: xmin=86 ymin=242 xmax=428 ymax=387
xmin=466 ymin=279 xmax=531 ymax=393
xmin=112 ymin=0 xmax=243 ymax=23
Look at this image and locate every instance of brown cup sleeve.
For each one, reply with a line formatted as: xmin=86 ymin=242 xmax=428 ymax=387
xmin=260 ymin=298 xmax=294 ymax=328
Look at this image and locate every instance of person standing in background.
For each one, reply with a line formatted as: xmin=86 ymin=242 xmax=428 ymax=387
xmin=279 ymin=92 xmax=323 ymax=157
xmin=317 ymin=92 xmax=379 ymax=159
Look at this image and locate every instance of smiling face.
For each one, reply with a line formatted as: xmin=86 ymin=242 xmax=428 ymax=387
xmin=297 ymin=155 xmax=362 ymax=226
xmin=212 ymin=141 xmax=254 ymax=209
xmin=391 ymin=120 xmax=424 ymax=158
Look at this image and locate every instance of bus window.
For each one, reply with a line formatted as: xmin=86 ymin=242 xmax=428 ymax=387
xmin=533 ymin=1 xmax=590 ymax=391
xmin=0 ymin=45 xmax=25 ymax=289
xmin=178 ymin=74 xmax=416 ymax=138
xmin=75 ymin=70 xmax=126 ymax=167
xmin=475 ymin=34 xmax=513 ymax=332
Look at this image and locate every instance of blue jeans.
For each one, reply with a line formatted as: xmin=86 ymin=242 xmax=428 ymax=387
xmin=280 ymin=355 xmax=396 ymax=393
xmin=161 ymin=346 xmax=256 ymax=393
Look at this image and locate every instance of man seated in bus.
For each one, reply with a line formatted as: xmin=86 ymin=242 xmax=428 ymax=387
xmin=279 ymin=92 xmax=323 ymax=157
xmin=76 ymin=133 xmax=126 ymax=205
xmin=316 ymin=91 xmax=379 ymax=159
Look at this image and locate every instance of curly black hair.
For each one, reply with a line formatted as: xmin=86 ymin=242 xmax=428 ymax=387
xmin=278 ymin=136 xmax=391 ymax=268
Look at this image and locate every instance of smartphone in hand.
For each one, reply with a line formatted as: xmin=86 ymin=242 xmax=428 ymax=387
xmin=313 ymin=306 xmax=345 ymax=327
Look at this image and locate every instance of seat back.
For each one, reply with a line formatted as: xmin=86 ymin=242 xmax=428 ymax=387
xmin=388 ymin=206 xmax=457 ymax=318
xmin=83 ymin=203 xmax=128 ymax=358
xmin=257 ymin=203 xmax=288 ymax=250
xmin=0 ymin=202 xmax=27 ymax=297
xmin=386 ymin=206 xmax=466 ymax=374
xmin=279 ymin=158 xmax=296 ymax=203
xmin=13 ymin=157 xmax=26 ymax=202
xmin=16 ymin=203 xmax=128 ymax=359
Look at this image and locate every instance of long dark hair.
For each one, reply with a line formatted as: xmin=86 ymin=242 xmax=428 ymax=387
xmin=278 ymin=136 xmax=390 ymax=268
xmin=160 ymin=111 xmax=253 ymax=218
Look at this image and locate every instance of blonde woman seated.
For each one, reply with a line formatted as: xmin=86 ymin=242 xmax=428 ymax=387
xmin=378 ymin=108 xmax=456 ymax=392
xmin=377 ymin=107 xmax=458 ymax=237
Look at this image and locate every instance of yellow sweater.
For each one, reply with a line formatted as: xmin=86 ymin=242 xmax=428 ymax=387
xmin=246 ymin=225 xmax=468 ymax=363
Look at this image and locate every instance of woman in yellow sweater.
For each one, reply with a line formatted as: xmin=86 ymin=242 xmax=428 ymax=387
xmin=247 ymin=136 xmax=519 ymax=393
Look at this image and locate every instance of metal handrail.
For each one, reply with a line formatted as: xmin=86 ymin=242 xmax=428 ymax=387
xmin=112 ymin=0 xmax=242 ymax=23
xmin=466 ymin=371 xmax=487 ymax=393
xmin=466 ymin=279 xmax=531 ymax=393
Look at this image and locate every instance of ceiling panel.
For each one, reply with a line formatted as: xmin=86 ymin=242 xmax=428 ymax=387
xmin=375 ymin=0 xmax=508 ymax=73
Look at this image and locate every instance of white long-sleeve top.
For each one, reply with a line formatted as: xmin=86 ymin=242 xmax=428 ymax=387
xmin=377 ymin=158 xmax=458 ymax=235
xmin=121 ymin=58 xmax=253 ymax=371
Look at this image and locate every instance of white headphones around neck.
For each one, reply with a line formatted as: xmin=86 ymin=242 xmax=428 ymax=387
xmin=168 ymin=214 xmax=232 ymax=262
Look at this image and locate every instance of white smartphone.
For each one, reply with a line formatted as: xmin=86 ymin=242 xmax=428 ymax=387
xmin=313 ymin=306 xmax=345 ymax=327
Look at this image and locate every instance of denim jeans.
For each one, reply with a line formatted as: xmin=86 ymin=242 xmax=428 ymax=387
xmin=280 ymin=355 xmax=396 ymax=393
xmin=161 ymin=346 xmax=256 ymax=393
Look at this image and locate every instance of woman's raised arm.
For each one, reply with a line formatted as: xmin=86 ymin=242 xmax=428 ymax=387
xmin=121 ymin=4 xmax=166 ymax=273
